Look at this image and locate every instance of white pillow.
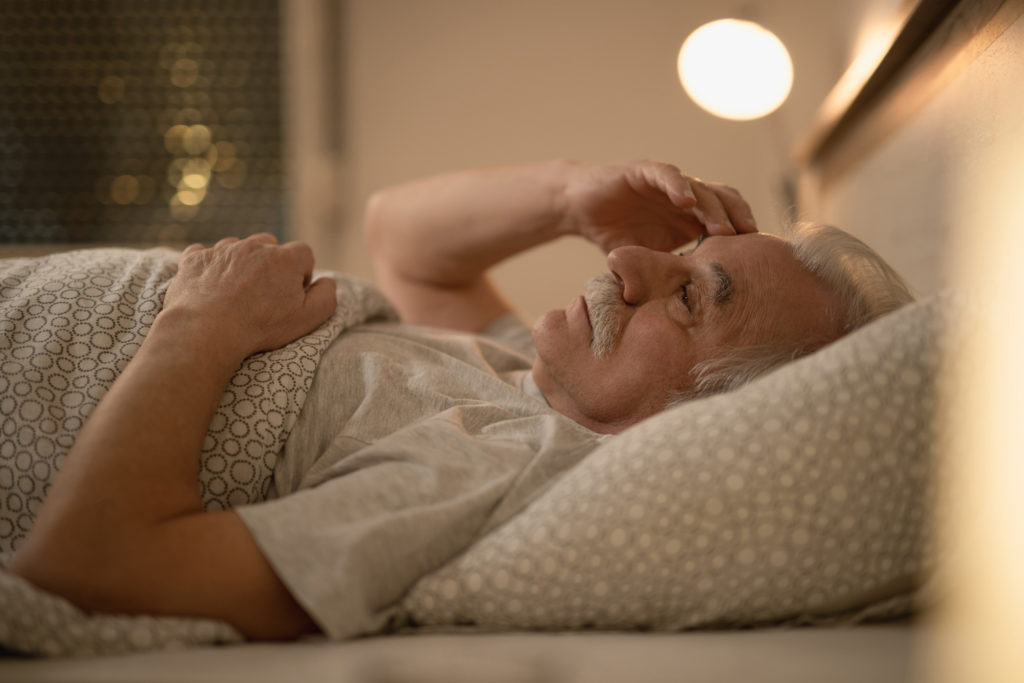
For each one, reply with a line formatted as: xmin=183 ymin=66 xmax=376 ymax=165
xmin=403 ymin=295 xmax=953 ymax=630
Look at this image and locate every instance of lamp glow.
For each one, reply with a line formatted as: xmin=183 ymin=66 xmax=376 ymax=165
xmin=677 ymin=19 xmax=793 ymax=121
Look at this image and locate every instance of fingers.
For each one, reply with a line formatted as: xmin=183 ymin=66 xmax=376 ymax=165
xmin=304 ymin=276 xmax=338 ymax=326
xmin=279 ymin=240 xmax=316 ymax=287
xmin=639 ymin=161 xmax=697 ymax=208
xmin=178 ymin=234 xmax=317 ymax=289
xmin=213 ymin=236 xmax=240 ymax=249
xmin=632 ymin=161 xmax=757 ymax=235
xmin=167 ymin=233 xmax=331 ymax=356
xmin=246 ymin=232 xmax=279 ymax=246
xmin=686 ymin=181 xmax=734 ymax=234
xmin=706 ymin=182 xmax=758 ymax=233
xmin=219 ymin=233 xmax=279 ymax=258
xmin=182 ymin=233 xmax=278 ymax=260
xmin=682 ymin=178 xmax=757 ymax=236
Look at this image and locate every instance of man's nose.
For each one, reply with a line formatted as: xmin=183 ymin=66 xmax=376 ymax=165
xmin=606 ymin=246 xmax=677 ymax=306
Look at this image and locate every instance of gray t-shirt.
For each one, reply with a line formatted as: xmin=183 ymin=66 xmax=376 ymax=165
xmin=236 ymin=315 xmax=601 ymax=638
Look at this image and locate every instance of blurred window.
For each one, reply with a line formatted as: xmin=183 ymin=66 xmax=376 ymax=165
xmin=0 ymin=0 xmax=283 ymax=245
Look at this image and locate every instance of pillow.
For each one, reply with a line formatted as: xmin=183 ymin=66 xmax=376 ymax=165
xmin=402 ymin=294 xmax=954 ymax=630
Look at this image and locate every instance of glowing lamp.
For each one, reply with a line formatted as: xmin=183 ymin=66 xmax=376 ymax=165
xmin=677 ymin=19 xmax=793 ymax=121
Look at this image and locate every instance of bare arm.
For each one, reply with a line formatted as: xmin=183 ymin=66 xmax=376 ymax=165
xmin=10 ymin=235 xmax=337 ymax=640
xmin=365 ymin=159 xmax=757 ymax=332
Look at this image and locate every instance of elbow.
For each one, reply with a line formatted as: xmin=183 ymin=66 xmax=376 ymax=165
xmin=8 ymin=546 xmax=42 ymax=585
xmin=364 ymin=188 xmax=413 ymax=286
xmin=363 ymin=189 xmax=392 ymax=257
xmin=8 ymin=520 xmax=147 ymax=617
xmin=9 ymin=540 xmax=94 ymax=608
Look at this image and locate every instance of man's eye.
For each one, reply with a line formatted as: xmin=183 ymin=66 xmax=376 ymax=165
xmin=679 ymin=284 xmax=690 ymax=310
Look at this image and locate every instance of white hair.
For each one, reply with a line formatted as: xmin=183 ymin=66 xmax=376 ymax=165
xmin=669 ymin=223 xmax=914 ymax=403
xmin=786 ymin=222 xmax=915 ymax=332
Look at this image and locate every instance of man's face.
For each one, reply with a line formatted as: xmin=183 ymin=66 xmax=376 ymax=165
xmin=531 ymin=233 xmax=844 ymax=434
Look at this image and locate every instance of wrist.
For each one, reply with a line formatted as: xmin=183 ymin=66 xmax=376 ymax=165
xmin=149 ymin=306 xmax=249 ymax=372
xmin=545 ymin=159 xmax=583 ymax=239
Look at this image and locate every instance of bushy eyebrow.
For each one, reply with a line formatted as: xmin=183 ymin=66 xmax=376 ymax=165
xmin=710 ymin=262 xmax=734 ymax=306
xmin=693 ymin=235 xmax=733 ymax=306
xmin=683 ymin=234 xmax=733 ymax=307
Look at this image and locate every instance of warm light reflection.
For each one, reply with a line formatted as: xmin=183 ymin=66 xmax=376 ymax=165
xmin=213 ymin=141 xmax=237 ymax=171
xmin=170 ymin=58 xmax=199 ymax=88
xmin=110 ymin=174 xmax=139 ymax=205
xmin=163 ymin=115 xmax=247 ymax=216
xmin=175 ymin=189 xmax=203 ymax=206
xmin=677 ymin=19 xmax=793 ymax=121
xmin=97 ymin=76 xmax=124 ymax=104
xmin=182 ymin=124 xmax=211 ymax=155
xmin=932 ymin=117 xmax=1024 ymax=683
xmin=164 ymin=124 xmax=189 ymax=154
xmin=817 ymin=18 xmax=905 ymax=127
xmin=182 ymin=173 xmax=208 ymax=190
xmin=216 ymin=160 xmax=247 ymax=189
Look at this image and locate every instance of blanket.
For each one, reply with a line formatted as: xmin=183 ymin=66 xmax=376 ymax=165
xmin=0 ymin=248 xmax=394 ymax=656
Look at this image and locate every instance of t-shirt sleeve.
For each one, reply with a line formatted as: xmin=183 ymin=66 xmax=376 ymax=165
xmin=235 ymin=411 xmax=597 ymax=640
xmin=235 ymin=422 xmax=527 ymax=639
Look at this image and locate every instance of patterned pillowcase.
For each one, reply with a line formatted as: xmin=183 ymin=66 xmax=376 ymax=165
xmin=402 ymin=295 xmax=953 ymax=630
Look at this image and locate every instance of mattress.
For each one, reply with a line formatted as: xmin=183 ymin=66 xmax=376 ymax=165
xmin=0 ymin=623 xmax=915 ymax=683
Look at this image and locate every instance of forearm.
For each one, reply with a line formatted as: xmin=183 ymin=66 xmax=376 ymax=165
xmin=365 ymin=160 xmax=575 ymax=287
xmin=362 ymin=159 xmax=756 ymax=331
xmin=10 ymin=309 xmax=244 ymax=594
xmin=10 ymin=237 xmax=332 ymax=638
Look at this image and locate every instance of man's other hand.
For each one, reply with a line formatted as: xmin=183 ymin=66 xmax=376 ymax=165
xmin=164 ymin=234 xmax=338 ymax=359
xmin=559 ymin=160 xmax=758 ymax=254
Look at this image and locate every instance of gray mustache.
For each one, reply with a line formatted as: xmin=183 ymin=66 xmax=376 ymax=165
xmin=584 ymin=273 xmax=623 ymax=357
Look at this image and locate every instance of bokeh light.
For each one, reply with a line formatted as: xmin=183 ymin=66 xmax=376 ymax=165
xmin=0 ymin=1 xmax=283 ymax=244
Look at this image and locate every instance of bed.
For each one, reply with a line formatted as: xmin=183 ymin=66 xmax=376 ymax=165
xmin=4 ymin=0 xmax=1022 ymax=679
xmin=0 ymin=247 xmax=942 ymax=678
xmin=0 ymin=627 xmax=915 ymax=683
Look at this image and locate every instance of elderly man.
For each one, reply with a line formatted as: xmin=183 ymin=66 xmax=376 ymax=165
xmin=8 ymin=160 xmax=911 ymax=641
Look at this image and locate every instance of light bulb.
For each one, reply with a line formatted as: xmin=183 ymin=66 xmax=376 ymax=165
xmin=677 ymin=19 xmax=793 ymax=121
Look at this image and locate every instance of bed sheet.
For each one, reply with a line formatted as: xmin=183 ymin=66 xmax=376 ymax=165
xmin=0 ymin=623 xmax=915 ymax=683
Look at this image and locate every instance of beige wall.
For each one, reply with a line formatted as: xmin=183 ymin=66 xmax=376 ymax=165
xmin=290 ymin=0 xmax=866 ymax=322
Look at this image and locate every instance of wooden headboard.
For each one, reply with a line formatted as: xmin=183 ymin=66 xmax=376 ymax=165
xmin=790 ymin=0 xmax=1024 ymax=296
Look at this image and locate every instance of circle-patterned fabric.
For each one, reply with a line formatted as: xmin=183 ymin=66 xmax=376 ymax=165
xmin=0 ymin=248 xmax=394 ymax=656
xmin=0 ymin=248 xmax=394 ymax=556
xmin=0 ymin=249 xmax=176 ymax=554
xmin=0 ymin=568 xmax=243 ymax=657
xmin=402 ymin=296 xmax=952 ymax=631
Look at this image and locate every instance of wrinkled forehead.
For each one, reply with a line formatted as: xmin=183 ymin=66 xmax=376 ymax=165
xmin=702 ymin=232 xmax=807 ymax=284
xmin=707 ymin=233 xmax=842 ymax=346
